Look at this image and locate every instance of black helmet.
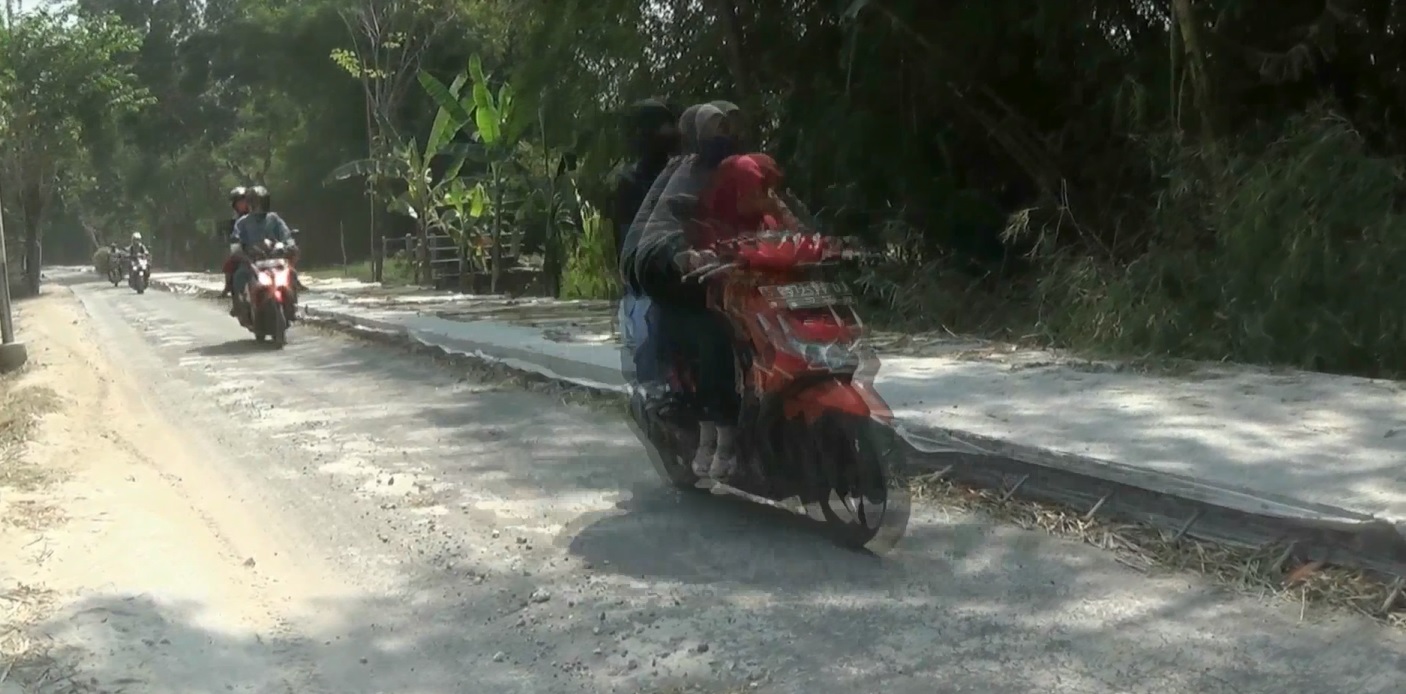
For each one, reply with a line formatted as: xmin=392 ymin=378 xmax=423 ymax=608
xmin=246 ymin=185 xmax=270 ymax=211
xmin=229 ymin=186 xmax=248 ymax=205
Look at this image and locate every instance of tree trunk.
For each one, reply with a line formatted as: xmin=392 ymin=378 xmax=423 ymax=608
xmin=22 ymin=219 xmax=40 ymax=296
xmin=542 ymin=227 xmax=561 ymax=299
xmin=415 ymin=224 xmax=429 ymax=285
xmin=490 ymin=176 xmax=504 ymax=294
xmin=702 ymin=0 xmax=759 ymax=131
xmin=1170 ymin=0 xmax=1218 ymax=144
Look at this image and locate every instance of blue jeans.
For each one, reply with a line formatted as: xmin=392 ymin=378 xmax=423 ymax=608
xmin=232 ymin=263 xmax=255 ymax=296
xmin=620 ymin=291 xmax=661 ymax=385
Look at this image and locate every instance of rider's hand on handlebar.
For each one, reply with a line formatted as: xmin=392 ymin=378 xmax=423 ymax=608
xmin=673 ymin=249 xmax=717 ymax=273
xmin=684 ymin=262 xmax=738 ymax=282
xmin=674 ymin=249 xmax=736 ymax=283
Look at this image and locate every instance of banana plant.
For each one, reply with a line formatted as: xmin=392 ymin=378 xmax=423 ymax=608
xmin=435 ymin=176 xmax=492 ymax=281
xmin=419 ymin=53 xmax=528 ymax=293
xmin=327 ymin=70 xmax=473 ymax=282
xmin=512 ymin=105 xmax=582 ymax=298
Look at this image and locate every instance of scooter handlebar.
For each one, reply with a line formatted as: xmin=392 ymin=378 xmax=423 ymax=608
xmin=714 ymin=233 xmax=879 ymax=269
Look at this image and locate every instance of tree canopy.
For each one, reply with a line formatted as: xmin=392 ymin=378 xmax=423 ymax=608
xmin=3 ymin=0 xmax=1406 ymax=376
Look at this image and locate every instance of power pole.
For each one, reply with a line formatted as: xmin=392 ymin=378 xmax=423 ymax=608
xmin=0 ymin=0 xmax=27 ymax=372
xmin=0 ymin=181 xmax=28 ymax=372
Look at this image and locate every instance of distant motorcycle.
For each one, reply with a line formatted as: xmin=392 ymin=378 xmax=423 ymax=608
xmin=236 ymin=239 xmax=297 ymax=348
xmin=128 ymin=254 xmax=150 ymax=294
xmin=107 ymin=250 xmax=127 ymax=287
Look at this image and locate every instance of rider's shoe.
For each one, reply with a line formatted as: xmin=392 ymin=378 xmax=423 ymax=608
xmin=691 ymin=422 xmax=718 ymax=478
xmin=708 ymin=426 xmax=738 ymax=479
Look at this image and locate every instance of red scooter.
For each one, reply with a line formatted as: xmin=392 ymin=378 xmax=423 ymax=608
xmin=627 ymin=228 xmax=909 ymax=552
xmin=238 ymin=239 xmax=297 ymax=348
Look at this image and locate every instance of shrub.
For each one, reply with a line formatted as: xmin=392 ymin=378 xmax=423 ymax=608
xmin=92 ymin=247 xmax=112 ymax=275
xmin=561 ymin=202 xmax=618 ymax=300
xmin=1026 ymin=108 xmax=1406 ymax=377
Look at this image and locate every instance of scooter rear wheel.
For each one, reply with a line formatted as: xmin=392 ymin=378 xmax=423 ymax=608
xmin=631 ymin=390 xmax=704 ymax=492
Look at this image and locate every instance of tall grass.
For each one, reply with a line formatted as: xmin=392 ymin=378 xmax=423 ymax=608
xmin=561 ymin=203 xmax=619 ymax=300
xmin=1025 ymin=110 xmax=1406 ymax=377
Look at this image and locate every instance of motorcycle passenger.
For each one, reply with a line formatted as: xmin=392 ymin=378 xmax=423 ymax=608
xmin=614 ymin=99 xmax=681 ymax=387
xmin=221 ymin=186 xmax=250 ymax=298
xmin=631 ymin=102 xmax=750 ymax=480
xmin=229 ymin=186 xmax=298 ymax=319
xmin=691 ymin=153 xmax=785 ymax=252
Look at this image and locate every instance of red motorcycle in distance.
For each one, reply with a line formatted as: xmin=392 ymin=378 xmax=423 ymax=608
xmin=628 ymin=229 xmax=910 ymax=552
xmin=238 ymin=239 xmax=297 ymax=348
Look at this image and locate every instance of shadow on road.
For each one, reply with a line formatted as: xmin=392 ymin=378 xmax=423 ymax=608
xmin=187 ymin=339 xmax=271 ymax=357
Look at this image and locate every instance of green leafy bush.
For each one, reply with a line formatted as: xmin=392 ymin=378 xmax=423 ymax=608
xmin=1029 ymin=110 xmax=1406 ymax=376
xmin=561 ymin=202 xmax=618 ymax=300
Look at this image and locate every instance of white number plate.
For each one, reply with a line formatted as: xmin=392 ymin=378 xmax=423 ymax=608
xmin=758 ymin=281 xmax=852 ymax=309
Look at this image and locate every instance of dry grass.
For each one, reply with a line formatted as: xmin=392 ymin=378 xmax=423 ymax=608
xmin=0 ymin=582 xmax=85 ymax=693
xmin=0 ymin=373 xmax=62 ymax=493
xmin=0 ymin=371 xmax=76 ymax=692
xmin=909 ymin=474 xmax=1406 ymax=628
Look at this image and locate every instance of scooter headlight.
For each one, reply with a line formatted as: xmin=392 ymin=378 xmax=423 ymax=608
xmin=799 ymin=341 xmax=861 ymax=370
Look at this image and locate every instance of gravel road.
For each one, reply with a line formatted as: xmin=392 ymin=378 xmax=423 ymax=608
xmin=5 ymin=270 xmax=1404 ymax=694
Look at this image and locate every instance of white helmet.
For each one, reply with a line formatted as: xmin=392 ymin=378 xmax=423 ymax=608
xmin=131 ymin=232 xmax=142 ymax=241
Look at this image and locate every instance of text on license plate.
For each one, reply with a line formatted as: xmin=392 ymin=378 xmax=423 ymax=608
xmin=758 ymin=281 xmax=852 ymax=308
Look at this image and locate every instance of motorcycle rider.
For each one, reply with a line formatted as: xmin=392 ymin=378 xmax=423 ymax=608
xmin=126 ymin=232 xmax=151 ymax=281
xmin=630 ymin=102 xmax=751 ymax=480
xmin=106 ymin=241 xmax=125 ymax=279
xmin=614 ymin=99 xmax=681 ymax=387
xmin=126 ymin=232 xmax=150 ymax=259
xmin=229 ymin=185 xmax=298 ymax=319
xmin=221 ymin=186 xmax=250 ymax=298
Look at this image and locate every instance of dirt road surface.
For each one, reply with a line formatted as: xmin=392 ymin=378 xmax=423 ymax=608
xmin=1 ymin=270 xmax=1403 ymax=694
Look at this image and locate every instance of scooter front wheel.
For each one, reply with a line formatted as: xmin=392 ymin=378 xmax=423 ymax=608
xmin=807 ymin=412 xmax=910 ymax=553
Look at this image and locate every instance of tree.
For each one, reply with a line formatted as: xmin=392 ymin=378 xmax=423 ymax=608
xmin=0 ymin=9 xmax=149 ymax=292
xmin=332 ymin=0 xmax=458 ymax=282
xmin=328 ymin=69 xmax=473 ymax=284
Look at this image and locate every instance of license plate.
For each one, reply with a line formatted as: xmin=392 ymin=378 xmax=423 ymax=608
xmin=758 ymin=281 xmax=852 ymax=309
xmin=254 ymin=259 xmax=285 ymax=271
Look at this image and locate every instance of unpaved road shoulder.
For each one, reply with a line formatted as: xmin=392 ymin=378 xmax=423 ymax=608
xmin=0 ymin=286 xmax=343 ymax=693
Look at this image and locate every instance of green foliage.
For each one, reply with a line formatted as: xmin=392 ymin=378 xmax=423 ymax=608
xmin=13 ymin=0 xmax=1406 ymax=377
xmin=561 ymin=202 xmax=615 ymax=300
xmin=1024 ymin=110 xmax=1406 ymax=376
xmin=0 ymin=8 xmax=150 ymax=286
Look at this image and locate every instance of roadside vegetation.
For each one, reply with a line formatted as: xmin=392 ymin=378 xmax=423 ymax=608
xmin=5 ymin=1 xmax=1406 ymax=377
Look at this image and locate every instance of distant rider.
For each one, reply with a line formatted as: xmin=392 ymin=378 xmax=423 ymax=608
xmin=108 ymin=241 xmax=128 ymax=276
xmin=220 ymin=186 xmax=250 ymax=298
xmin=229 ymin=185 xmax=299 ymax=319
xmin=126 ymin=232 xmax=150 ymax=259
xmin=126 ymin=232 xmax=151 ymax=280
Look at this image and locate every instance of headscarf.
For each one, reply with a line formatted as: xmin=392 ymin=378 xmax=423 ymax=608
xmin=630 ymin=104 xmax=730 ymax=280
xmin=619 ymin=103 xmax=703 ymax=289
xmin=695 ymin=153 xmax=782 ymax=249
xmin=625 ymin=98 xmax=678 ymax=165
xmin=613 ymin=99 xmax=679 ymax=260
xmin=695 ymin=103 xmax=743 ymax=168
